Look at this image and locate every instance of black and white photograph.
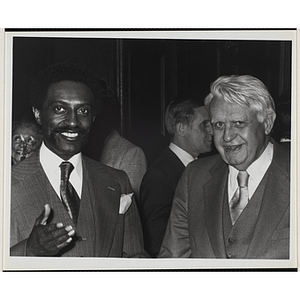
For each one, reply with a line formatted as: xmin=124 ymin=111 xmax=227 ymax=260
xmin=2 ymin=29 xmax=297 ymax=271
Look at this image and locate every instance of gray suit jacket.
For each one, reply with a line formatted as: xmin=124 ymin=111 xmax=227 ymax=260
xmin=11 ymin=152 xmax=147 ymax=257
xmin=100 ymin=130 xmax=147 ymax=202
xmin=159 ymin=141 xmax=290 ymax=259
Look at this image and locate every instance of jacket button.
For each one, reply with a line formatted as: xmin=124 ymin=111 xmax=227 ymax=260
xmin=227 ymin=253 xmax=232 ymax=258
xmin=228 ymin=238 xmax=234 ymax=243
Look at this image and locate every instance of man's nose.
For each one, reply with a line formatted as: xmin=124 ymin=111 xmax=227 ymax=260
xmin=19 ymin=140 xmax=26 ymax=148
xmin=65 ymin=110 xmax=79 ymax=127
xmin=223 ymin=125 xmax=236 ymax=142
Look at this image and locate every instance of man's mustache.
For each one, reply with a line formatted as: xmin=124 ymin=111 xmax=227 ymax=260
xmin=53 ymin=126 xmax=88 ymax=135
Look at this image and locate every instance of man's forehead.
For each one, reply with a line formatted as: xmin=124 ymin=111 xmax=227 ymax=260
xmin=210 ymin=97 xmax=251 ymax=115
xmin=45 ymin=80 xmax=94 ymax=104
xmin=46 ymin=99 xmax=93 ymax=107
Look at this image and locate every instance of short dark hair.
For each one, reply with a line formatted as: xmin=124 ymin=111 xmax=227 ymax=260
xmin=30 ymin=62 xmax=105 ymax=115
xmin=165 ymin=99 xmax=202 ymax=137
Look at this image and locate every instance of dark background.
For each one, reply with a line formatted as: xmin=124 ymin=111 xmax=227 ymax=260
xmin=12 ymin=36 xmax=292 ymax=165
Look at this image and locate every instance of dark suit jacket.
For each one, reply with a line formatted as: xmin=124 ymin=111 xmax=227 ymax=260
xmin=159 ymin=142 xmax=290 ymax=259
xmin=139 ymin=148 xmax=185 ymax=257
xmin=10 ymin=152 xmax=147 ymax=257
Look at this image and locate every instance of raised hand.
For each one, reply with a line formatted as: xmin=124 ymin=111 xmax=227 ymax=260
xmin=26 ymin=204 xmax=75 ymax=256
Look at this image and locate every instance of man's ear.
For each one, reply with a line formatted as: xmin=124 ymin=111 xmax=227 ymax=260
xmin=32 ymin=107 xmax=42 ymax=125
xmin=175 ymin=122 xmax=186 ymax=137
xmin=264 ymin=111 xmax=276 ymax=135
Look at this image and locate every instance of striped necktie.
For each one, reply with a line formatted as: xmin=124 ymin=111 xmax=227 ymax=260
xmin=59 ymin=161 xmax=80 ymax=224
xmin=229 ymin=170 xmax=249 ymax=225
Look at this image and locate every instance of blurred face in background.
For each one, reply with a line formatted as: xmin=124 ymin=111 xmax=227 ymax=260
xmin=182 ymin=106 xmax=213 ymax=157
xmin=12 ymin=126 xmax=42 ymax=164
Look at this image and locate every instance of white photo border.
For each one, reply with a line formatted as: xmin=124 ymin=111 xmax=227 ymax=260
xmin=2 ymin=29 xmax=298 ymax=270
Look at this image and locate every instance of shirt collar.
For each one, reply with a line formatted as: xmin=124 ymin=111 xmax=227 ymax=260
xmin=246 ymin=141 xmax=273 ymax=178
xmin=229 ymin=142 xmax=273 ymax=175
xmin=39 ymin=142 xmax=83 ymax=197
xmin=228 ymin=141 xmax=274 ymax=199
xmin=169 ymin=142 xmax=196 ymax=167
xmin=40 ymin=142 xmax=82 ymax=170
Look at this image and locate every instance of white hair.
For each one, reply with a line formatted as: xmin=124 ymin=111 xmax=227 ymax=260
xmin=205 ymin=75 xmax=276 ymax=122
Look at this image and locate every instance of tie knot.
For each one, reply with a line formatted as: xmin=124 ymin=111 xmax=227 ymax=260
xmin=60 ymin=161 xmax=74 ymax=180
xmin=237 ymin=171 xmax=249 ymax=188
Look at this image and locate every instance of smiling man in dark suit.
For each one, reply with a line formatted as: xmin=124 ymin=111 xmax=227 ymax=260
xmin=140 ymin=99 xmax=213 ymax=257
xmin=159 ymin=75 xmax=290 ymax=259
xmin=10 ymin=62 xmax=146 ymax=257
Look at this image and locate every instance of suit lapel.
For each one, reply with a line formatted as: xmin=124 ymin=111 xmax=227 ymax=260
xmin=82 ymin=157 xmax=121 ymax=257
xmin=12 ymin=153 xmax=74 ymax=240
xmin=32 ymin=154 xmax=76 ymax=227
xmin=246 ymin=158 xmax=290 ymax=258
xmin=203 ymin=159 xmax=228 ymax=258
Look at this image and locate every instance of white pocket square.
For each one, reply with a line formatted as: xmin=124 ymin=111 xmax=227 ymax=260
xmin=119 ymin=193 xmax=133 ymax=214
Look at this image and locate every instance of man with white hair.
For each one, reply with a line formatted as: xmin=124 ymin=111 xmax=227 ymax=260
xmin=159 ymin=75 xmax=290 ymax=259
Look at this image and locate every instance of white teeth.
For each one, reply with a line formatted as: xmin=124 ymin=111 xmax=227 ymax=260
xmin=61 ymin=132 xmax=78 ymax=138
xmin=225 ymin=145 xmax=241 ymax=151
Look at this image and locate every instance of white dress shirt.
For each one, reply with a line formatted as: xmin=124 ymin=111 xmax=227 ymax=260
xmin=228 ymin=142 xmax=274 ymax=202
xmin=39 ymin=142 xmax=83 ymax=198
xmin=169 ymin=142 xmax=196 ymax=167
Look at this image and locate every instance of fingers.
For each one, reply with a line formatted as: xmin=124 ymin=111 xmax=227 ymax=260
xmin=45 ymin=224 xmax=75 ymax=251
xmin=39 ymin=224 xmax=75 ymax=242
xmin=41 ymin=204 xmax=51 ymax=225
xmin=26 ymin=222 xmax=76 ymax=256
xmin=57 ymin=237 xmax=73 ymax=249
xmin=35 ymin=204 xmax=51 ymax=226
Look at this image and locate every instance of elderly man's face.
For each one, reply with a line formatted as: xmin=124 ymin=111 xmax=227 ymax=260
xmin=34 ymin=80 xmax=94 ymax=160
xmin=210 ymin=97 xmax=271 ymax=170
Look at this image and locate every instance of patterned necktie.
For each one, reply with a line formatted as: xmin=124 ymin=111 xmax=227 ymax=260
xmin=229 ymin=170 xmax=250 ymax=225
xmin=59 ymin=161 xmax=80 ymax=224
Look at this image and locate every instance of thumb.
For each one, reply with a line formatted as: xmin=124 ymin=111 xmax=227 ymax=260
xmin=35 ymin=204 xmax=51 ymax=226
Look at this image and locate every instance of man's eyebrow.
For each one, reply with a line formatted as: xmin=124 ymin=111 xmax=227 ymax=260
xmin=48 ymin=100 xmax=92 ymax=106
xmin=230 ymin=116 xmax=249 ymax=122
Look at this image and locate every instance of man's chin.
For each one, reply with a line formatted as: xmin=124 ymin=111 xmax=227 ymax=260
xmin=220 ymin=152 xmax=246 ymax=166
xmin=47 ymin=133 xmax=88 ymax=158
xmin=226 ymin=157 xmax=250 ymax=170
xmin=46 ymin=142 xmax=83 ymax=160
xmin=55 ymin=149 xmax=81 ymax=160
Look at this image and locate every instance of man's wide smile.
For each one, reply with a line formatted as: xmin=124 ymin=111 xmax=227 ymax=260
xmin=223 ymin=144 xmax=244 ymax=152
xmin=53 ymin=127 xmax=86 ymax=141
xmin=61 ymin=132 xmax=79 ymax=139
